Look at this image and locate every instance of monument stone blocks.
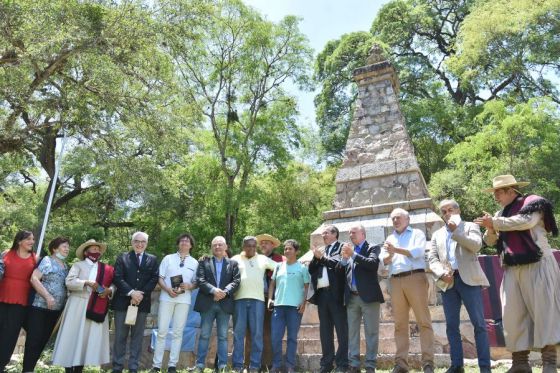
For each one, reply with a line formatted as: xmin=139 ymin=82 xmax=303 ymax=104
xmin=308 ymin=44 xmax=454 ymax=368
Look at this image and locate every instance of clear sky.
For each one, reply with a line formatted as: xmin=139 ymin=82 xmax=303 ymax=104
xmin=243 ymin=0 xmax=390 ymax=126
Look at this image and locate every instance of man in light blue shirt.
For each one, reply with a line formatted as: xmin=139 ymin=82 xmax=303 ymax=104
xmin=380 ymin=208 xmax=434 ymax=373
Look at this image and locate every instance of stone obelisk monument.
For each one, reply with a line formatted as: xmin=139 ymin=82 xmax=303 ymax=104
xmin=298 ymin=46 xmax=450 ymax=371
xmin=310 ymin=45 xmax=443 ymax=245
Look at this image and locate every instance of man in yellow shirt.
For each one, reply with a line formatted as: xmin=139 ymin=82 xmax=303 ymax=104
xmin=231 ymin=236 xmax=278 ymax=373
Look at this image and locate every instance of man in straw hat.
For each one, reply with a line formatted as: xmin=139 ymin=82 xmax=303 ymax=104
xmin=475 ymin=175 xmax=560 ymax=373
xmin=255 ymin=233 xmax=285 ymax=371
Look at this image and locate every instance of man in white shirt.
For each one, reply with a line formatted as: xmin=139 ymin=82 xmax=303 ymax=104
xmin=308 ymin=225 xmax=348 ymax=373
xmin=428 ymin=199 xmax=490 ymax=373
xmin=380 ymin=208 xmax=434 ymax=373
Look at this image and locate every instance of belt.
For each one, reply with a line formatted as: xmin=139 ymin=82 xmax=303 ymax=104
xmin=392 ymin=269 xmax=425 ymax=278
xmin=350 ymin=290 xmax=359 ymax=295
xmin=317 ymin=286 xmax=330 ymax=291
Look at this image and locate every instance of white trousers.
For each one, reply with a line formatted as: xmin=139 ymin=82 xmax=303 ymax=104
xmin=152 ymin=301 xmax=190 ymax=368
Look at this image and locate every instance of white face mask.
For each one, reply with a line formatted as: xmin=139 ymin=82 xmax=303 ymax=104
xmin=55 ymin=252 xmax=68 ymax=260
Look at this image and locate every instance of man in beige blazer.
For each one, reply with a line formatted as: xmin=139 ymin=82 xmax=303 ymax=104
xmin=428 ymin=199 xmax=491 ymax=373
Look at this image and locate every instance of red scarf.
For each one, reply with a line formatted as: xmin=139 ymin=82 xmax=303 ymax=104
xmin=86 ymin=262 xmax=114 ymax=323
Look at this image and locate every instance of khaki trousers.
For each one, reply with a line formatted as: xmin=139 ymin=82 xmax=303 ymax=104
xmin=390 ymin=272 xmax=435 ymax=369
xmin=501 ymin=254 xmax=560 ymax=351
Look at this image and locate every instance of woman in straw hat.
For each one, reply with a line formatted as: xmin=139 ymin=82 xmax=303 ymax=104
xmin=475 ymin=175 xmax=560 ymax=373
xmin=52 ymin=239 xmax=115 ymax=373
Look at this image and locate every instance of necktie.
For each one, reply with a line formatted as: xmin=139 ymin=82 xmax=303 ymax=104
xmin=136 ymin=253 xmax=141 ymax=266
xmin=325 ymin=244 xmax=331 ymax=257
xmin=351 ymin=245 xmax=360 ymax=288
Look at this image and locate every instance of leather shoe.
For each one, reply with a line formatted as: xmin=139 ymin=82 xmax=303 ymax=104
xmin=423 ymin=365 xmax=435 ymax=373
xmin=167 ymin=367 xmax=177 ymax=373
xmin=391 ymin=366 xmax=409 ymax=373
xmin=445 ymin=367 xmax=465 ymax=373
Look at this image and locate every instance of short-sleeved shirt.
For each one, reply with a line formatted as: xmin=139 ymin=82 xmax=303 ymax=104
xmin=272 ymin=261 xmax=310 ymax=307
xmin=32 ymin=256 xmax=68 ymax=311
xmin=159 ymin=253 xmax=198 ymax=304
xmin=232 ymin=253 xmax=278 ymax=301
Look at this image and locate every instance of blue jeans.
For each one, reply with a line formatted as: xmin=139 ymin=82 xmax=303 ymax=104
xmin=442 ymin=273 xmax=491 ymax=368
xmin=232 ymin=299 xmax=265 ymax=369
xmin=271 ymin=306 xmax=302 ymax=370
xmin=196 ymin=303 xmax=231 ymax=369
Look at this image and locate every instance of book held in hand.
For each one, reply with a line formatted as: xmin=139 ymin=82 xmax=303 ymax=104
xmin=170 ymin=274 xmax=184 ymax=293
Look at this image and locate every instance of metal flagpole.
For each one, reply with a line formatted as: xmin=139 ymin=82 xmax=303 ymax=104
xmin=35 ymin=129 xmax=69 ymax=256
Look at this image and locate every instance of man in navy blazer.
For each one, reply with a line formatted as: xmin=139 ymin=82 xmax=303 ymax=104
xmin=339 ymin=224 xmax=384 ymax=373
xmin=194 ymin=236 xmax=240 ymax=371
xmin=112 ymin=232 xmax=159 ymax=373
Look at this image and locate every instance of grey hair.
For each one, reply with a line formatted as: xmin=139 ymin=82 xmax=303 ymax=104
xmin=131 ymin=231 xmax=149 ymax=242
xmin=242 ymin=236 xmax=257 ymax=245
xmin=390 ymin=208 xmax=409 ymax=218
xmin=438 ymin=199 xmax=460 ymax=210
xmin=350 ymin=224 xmax=366 ymax=235
xmin=212 ymin=236 xmax=227 ymax=245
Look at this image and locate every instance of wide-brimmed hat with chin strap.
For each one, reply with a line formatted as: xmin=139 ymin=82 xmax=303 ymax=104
xmin=75 ymin=239 xmax=107 ymax=260
xmin=483 ymin=174 xmax=530 ymax=193
xmin=255 ymin=233 xmax=281 ymax=248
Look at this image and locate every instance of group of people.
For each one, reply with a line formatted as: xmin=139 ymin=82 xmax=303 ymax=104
xmin=0 ymin=230 xmax=309 ymax=373
xmin=0 ymin=174 xmax=559 ymax=373
xmin=306 ymin=175 xmax=559 ymax=373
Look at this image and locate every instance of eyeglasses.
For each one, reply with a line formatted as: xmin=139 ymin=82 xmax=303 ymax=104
xmin=133 ymin=240 xmax=147 ymax=244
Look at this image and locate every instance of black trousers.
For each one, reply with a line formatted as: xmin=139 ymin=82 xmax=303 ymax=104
xmin=316 ymin=288 xmax=349 ymax=371
xmin=22 ymin=306 xmax=62 ymax=372
xmin=0 ymin=303 xmax=28 ymax=372
xmin=112 ymin=310 xmax=148 ymax=371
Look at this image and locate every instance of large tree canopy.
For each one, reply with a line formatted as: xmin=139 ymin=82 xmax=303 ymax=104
xmin=313 ymin=0 xmax=560 ymax=182
xmin=0 ymin=0 xmax=322 ymax=257
xmin=160 ymin=0 xmax=313 ymax=243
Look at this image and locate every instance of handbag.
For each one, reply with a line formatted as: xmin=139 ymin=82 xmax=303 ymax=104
xmin=124 ymin=303 xmax=138 ymax=325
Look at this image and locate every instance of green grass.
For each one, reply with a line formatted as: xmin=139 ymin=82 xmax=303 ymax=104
xmin=6 ymin=367 xmax=546 ymax=373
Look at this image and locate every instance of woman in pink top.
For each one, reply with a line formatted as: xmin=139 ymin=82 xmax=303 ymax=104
xmin=0 ymin=230 xmax=37 ymax=372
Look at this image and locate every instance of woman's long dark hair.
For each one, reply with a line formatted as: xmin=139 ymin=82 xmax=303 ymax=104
xmin=10 ymin=230 xmax=33 ymax=251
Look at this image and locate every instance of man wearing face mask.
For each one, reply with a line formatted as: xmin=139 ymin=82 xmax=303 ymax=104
xmin=111 ymin=232 xmax=159 ymax=373
xmin=428 ymin=200 xmax=491 ymax=373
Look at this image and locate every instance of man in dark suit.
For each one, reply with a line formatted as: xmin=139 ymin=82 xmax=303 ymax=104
xmin=309 ymin=225 xmax=349 ymax=373
xmin=112 ymin=232 xmax=159 ymax=373
xmin=339 ymin=224 xmax=384 ymax=373
xmin=194 ymin=236 xmax=240 ymax=371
